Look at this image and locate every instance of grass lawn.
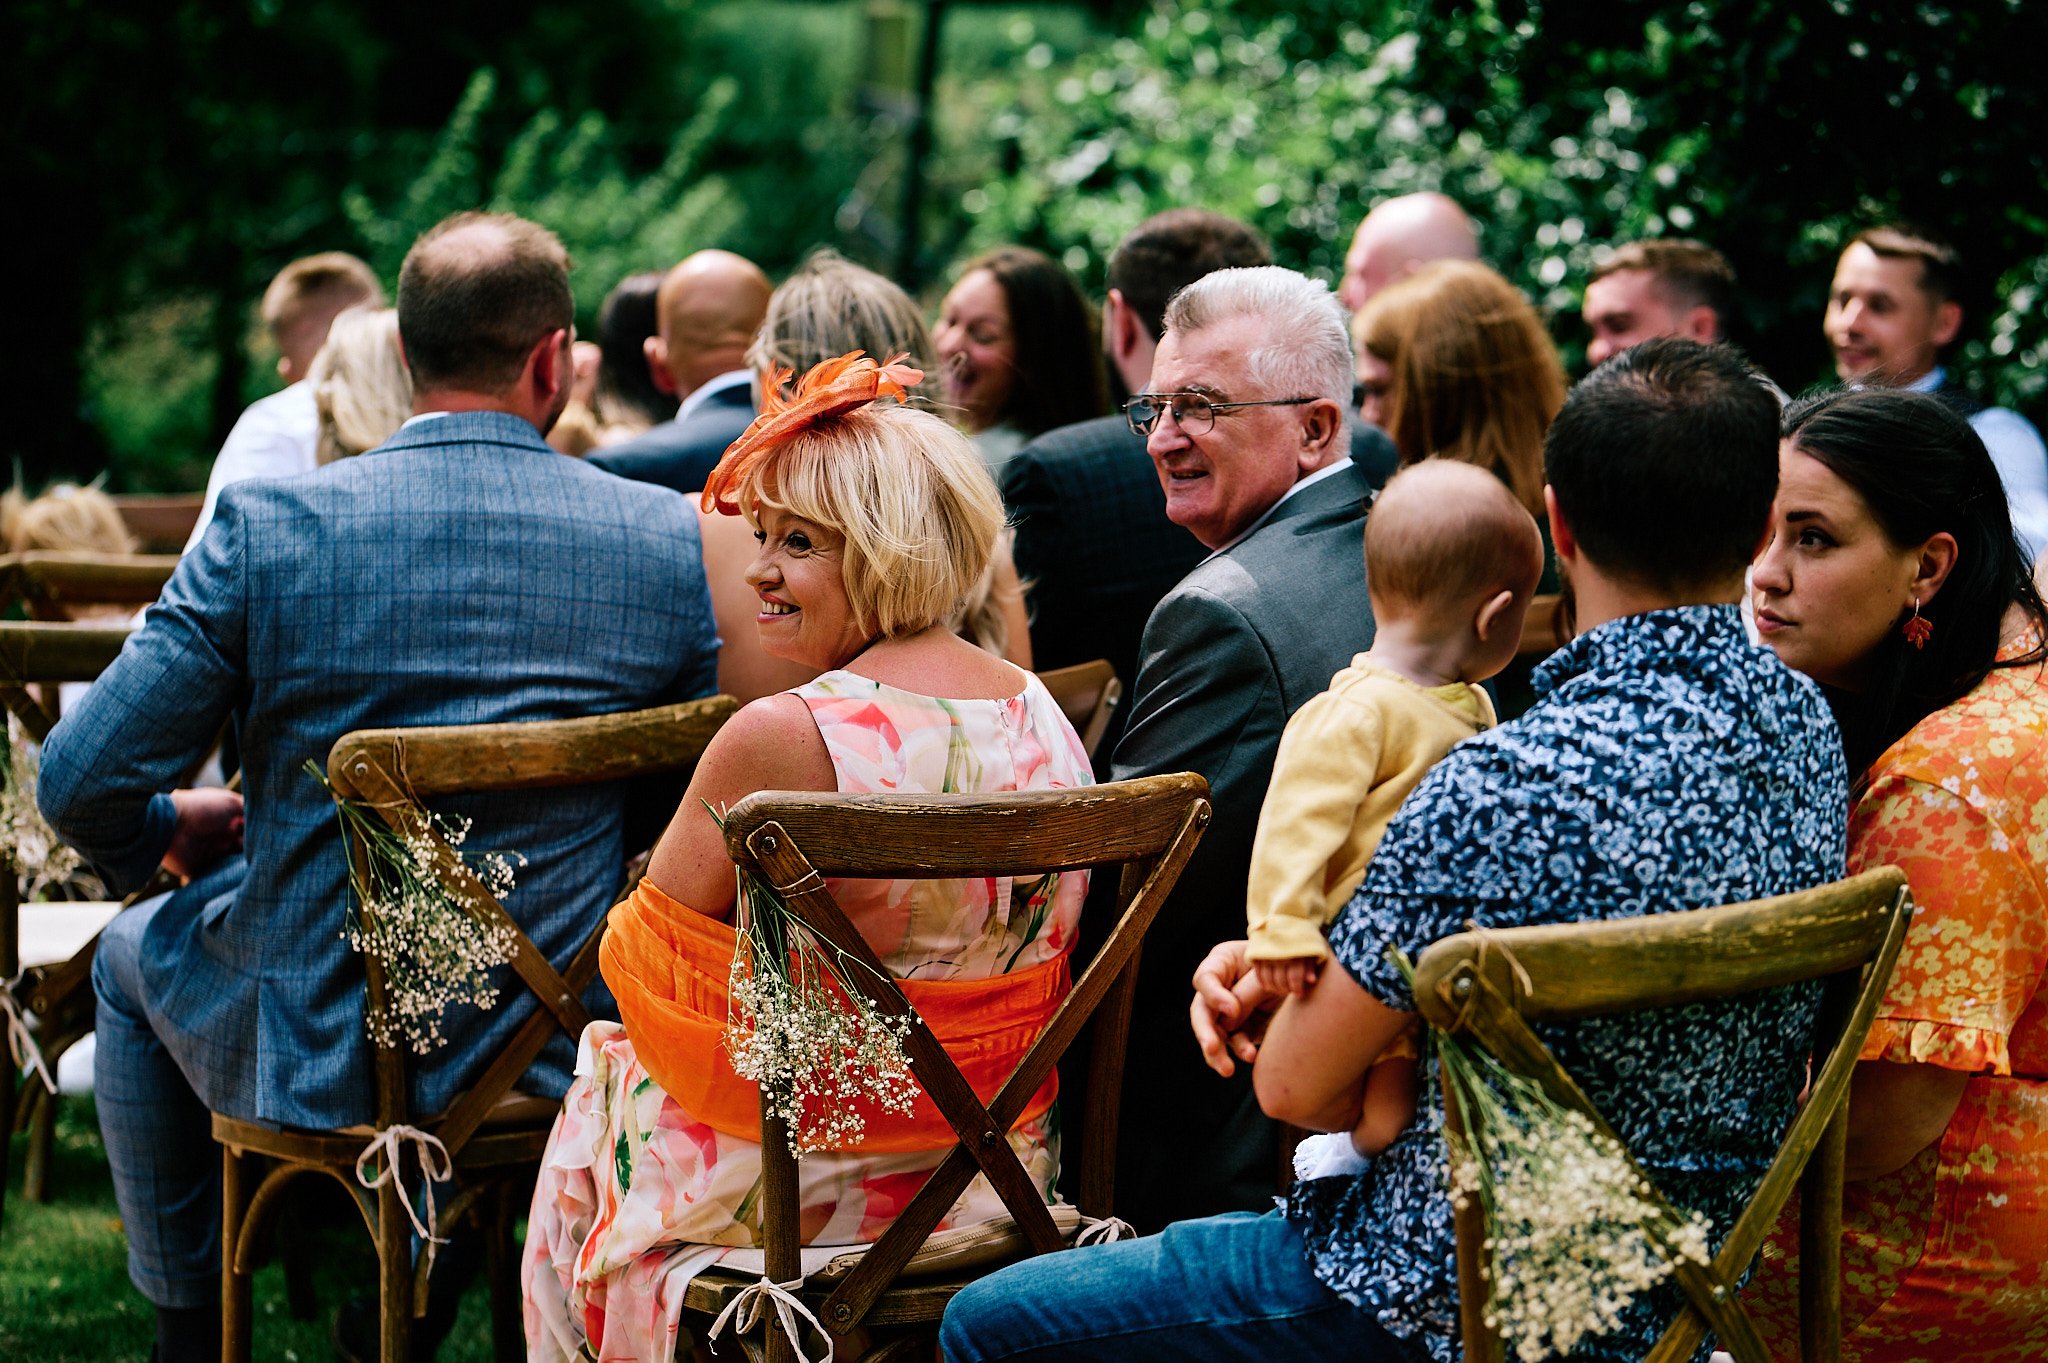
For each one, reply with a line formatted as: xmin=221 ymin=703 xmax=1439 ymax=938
xmin=1 ymin=1096 xmax=500 ymax=1362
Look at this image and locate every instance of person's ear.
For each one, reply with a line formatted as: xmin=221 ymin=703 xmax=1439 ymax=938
xmin=530 ymin=328 xmax=569 ymax=403
xmin=644 ymin=335 xmax=678 ymax=396
xmin=1544 ymin=484 xmax=1577 ymax=568
xmin=1930 ymin=299 xmax=1963 ymax=350
xmin=1684 ymin=305 xmax=1720 ymax=344
xmin=1913 ymin=530 xmax=1960 ymax=606
xmin=1297 ymin=399 xmax=1345 ymax=468
xmin=1473 ymin=588 xmax=1518 ymax=643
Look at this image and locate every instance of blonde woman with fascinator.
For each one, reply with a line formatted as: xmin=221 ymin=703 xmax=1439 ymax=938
xmin=522 ymin=354 xmax=1094 ymax=1363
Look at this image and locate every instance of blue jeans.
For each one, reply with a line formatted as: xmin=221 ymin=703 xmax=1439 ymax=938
xmin=93 ymin=892 xmax=219 ymax=1309
xmin=940 ymin=1210 xmax=1422 ymax=1362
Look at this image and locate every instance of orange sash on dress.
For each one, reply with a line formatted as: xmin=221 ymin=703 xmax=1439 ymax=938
xmin=601 ymin=878 xmax=1068 ymax=1153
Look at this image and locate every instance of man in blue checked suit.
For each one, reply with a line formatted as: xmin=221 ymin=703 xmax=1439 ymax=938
xmin=39 ymin=212 xmax=720 ymax=1362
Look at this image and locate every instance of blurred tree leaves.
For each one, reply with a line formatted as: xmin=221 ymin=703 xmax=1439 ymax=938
xmin=934 ymin=0 xmax=2048 ymax=407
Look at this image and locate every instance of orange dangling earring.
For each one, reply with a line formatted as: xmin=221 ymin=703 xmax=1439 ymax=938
xmin=1902 ymin=600 xmax=1933 ymax=649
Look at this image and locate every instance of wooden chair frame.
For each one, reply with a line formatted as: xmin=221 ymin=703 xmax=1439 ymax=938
xmin=681 ymin=772 xmax=1212 ymax=1362
xmin=1035 ymin=660 xmax=1122 ymax=761
xmin=0 ymin=621 xmax=136 ymax=1230
xmin=211 ymin=695 xmax=736 ymax=1363
xmin=0 ymin=550 xmax=181 ymax=624
xmin=1410 ymin=866 xmax=1915 ymax=1363
xmin=109 ymin=493 xmax=205 ymax=555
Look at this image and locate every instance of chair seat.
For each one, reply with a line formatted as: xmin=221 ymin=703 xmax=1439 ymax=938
xmin=681 ymin=1265 xmax=973 ymax=1330
xmin=212 ymin=1089 xmax=560 ymax=1168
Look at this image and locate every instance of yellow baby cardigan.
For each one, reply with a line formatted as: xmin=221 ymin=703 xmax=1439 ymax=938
xmin=1245 ymin=657 xmax=1495 ymax=962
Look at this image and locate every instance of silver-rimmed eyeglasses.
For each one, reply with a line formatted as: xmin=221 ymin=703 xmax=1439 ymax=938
xmin=1123 ymin=392 xmax=1316 ymax=437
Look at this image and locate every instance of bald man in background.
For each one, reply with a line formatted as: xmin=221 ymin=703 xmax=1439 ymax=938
xmin=589 ymin=249 xmax=772 ymax=494
xmin=1336 ymin=192 xmax=1480 ymax=310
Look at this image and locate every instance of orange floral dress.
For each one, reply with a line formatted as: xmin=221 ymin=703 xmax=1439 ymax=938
xmin=1750 ymin=653 xmax=2048 ymax=1360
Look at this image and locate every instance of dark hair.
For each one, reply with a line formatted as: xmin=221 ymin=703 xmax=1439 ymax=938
xmin=1107 ymin=210 xmax=1271 ymax=340
xmin=594 ymin=271 xmax=676 ymax=426
xmin=397 ymin=212 xmax=573 ymax=392
xmin=1589 ymin=238 xmax=1737 ymax=331
xmin=1545 ymin=338 xmax=1779 ymax=592
xmin=958 ymin=247 xmax=1107 ymax=437
xmin=1850 ymin=224 xmax=1963 ymax=305
xmin=1782 ymin=388 xmax=2048 ymax=775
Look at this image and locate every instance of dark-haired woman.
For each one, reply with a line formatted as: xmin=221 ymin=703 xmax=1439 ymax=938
xmin=1747 ymin=388 xmax=2048 ymax=1359
xmin=934 ymin=247 xmax=1107 ymax=473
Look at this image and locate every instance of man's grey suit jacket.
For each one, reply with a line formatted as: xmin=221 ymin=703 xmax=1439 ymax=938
xmin=587 ymin=381 xmax=757 ymax=495
xmin=1104 ymin=460 xmax=1377 ymax=1230
xmin=40 ymin=411 xmax=720 ymax=1129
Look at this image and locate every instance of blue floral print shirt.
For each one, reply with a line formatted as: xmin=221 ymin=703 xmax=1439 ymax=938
xmin=1286 ymin=605 xmax=1848 ymax=1362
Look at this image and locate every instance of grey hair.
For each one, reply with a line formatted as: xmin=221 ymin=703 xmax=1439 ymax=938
xmin=747 ymin=248 xmax=942 ymax=408
xmin=1162 ymin=266 xmax=1353 ymax=405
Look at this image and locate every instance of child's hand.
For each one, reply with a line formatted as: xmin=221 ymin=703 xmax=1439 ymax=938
xmin=1253 ymin=955 xmax=1321 ymax=997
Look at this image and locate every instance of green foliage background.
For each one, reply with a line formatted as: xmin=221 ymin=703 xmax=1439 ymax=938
xmin=17 ymin=0 xmax=2048 ymax=490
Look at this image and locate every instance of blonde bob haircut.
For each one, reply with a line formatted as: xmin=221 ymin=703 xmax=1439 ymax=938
xmin=731 ymin=401 xmax=1005 ymax=640
xmin=1354 ymin=259 xmax=1566 ymax=517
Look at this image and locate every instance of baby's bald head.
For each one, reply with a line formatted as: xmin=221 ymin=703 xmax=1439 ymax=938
xmin=1365 ymin=460 xmax=1544 ymax=624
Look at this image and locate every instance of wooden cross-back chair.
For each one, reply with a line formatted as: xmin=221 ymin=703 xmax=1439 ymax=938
xmin=109 ymin=493 xmax=205 ymax=554
xmin=0 ymin=620 xmax=136 ymax=1230
xmin=0 ymin=550 xmax=181 ymax=624
xmin=211 ymin=694 xmax=738 ymax=1363
xmin=1409 ymin=865 xmax=1915 ymax=1363
xmin=1035 ymin=660 xmax=1122 ymax=760
xmin=681 ymin=772 xmax=1212 ymax=1362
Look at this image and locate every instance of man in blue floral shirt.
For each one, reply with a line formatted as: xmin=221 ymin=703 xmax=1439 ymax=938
xmin=942 ymin=339 xmax=1847 ymax=1363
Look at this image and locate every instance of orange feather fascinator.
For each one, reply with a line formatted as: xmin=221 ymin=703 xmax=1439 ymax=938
xmin=699 ymin=350 xmax=923 ymax=515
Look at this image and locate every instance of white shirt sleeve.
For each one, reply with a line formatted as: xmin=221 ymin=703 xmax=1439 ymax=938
xmin=1971 ymin=406 xmax=2048 ymax=566
xmin=185 ymin=383 xmax=320 ymax=552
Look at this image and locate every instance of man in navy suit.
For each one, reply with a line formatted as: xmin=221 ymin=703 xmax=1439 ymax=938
xmin=41 ymin=212 xmax=720 ymax=1362
xmin=1004 ymin=210 xmax=1395 ymax=770
xmin=1102 ymin=266 xmax=1380 ymax=1231
xmin=586 ymin=249 xmax=771 ymax=494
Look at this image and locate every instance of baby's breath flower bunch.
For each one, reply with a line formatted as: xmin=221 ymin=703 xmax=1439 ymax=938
xmin=1393 ymin=951 xmax=1712 ymax=1363
xmin=310 ymin=761 xmax=522 ymax=1054
xmin=713 ymin=805 xmax=920 ymax=1158
xmin=0 ymin=716 xmax=96 ymax=900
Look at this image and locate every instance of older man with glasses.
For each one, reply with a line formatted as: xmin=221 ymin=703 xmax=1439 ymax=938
xmin=1082 ymin=265 xmax=1376 ymax=1233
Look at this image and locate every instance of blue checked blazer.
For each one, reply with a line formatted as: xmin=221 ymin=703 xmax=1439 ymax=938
xmin=40 ymin=411 xmax=720 ymax=1129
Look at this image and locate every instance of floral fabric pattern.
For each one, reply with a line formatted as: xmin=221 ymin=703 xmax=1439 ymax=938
xmin=1288 ymin=605 xmax=1848 ymax=1363
xmin=1749 ymin=654 xmax=2048 ymax=1361
xmin=522 ymin=669 xmax=1092 ymax=1363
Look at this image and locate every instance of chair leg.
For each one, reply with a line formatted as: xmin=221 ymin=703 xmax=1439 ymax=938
xmin=486 ymin=1182 xmax=523 ymax=1363
xmin=220 ymin=1145 xmax=254 ymax=1363
xmin=22 ymin=1084 xmax=55 ymax=1202
xmin=378 ymin=1170 xmax=415 ymax=1363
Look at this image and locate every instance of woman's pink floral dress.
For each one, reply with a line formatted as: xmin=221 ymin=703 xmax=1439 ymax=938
xmin=523 ymin=670 xmax=1092 ymax=1362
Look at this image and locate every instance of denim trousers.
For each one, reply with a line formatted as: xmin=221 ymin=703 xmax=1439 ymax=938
xmin=939 ymin=1210 xmax=1424 ymax=1362
xmin=93 ymin=893 xmax=220 ymax=1309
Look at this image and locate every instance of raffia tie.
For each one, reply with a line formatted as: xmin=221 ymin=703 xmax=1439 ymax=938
xmin=1438 ymin=920 xmax=1535 ymax=1032
xmin=1075 ymin=1216 xmax=1135 ymax=1247
xmin=354 ymin=1125 xmax=453 ymax=1267
xmin=0 ymin=980 xmax=56 ymax=1095
xmin=707 ymin=1276 xmax=834 ymax=1363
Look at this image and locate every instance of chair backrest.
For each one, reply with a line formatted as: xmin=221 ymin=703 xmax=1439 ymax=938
xmin=1410 ymin=865 xmax=1914 ymax=1363
xmin=0 ymin=551 xmax=181 ymax=622
xmin=0 ymin=620 xmax=133 ymax=743
xmin=1515 ymin=592 xmax=1565 ymax=658
xmin=720 ymin=772 xmax=1210 ymax=1338
xmin=325 ymin=694 xmax=738 ymax=1150
xmin=1035 ymin=660 xmax=1122 ymax=760
xmin=109 ymin=494 xmax=204 ymax=554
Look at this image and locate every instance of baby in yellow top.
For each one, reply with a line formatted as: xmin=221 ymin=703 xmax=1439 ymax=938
xmin=1247 ymin=460 xmax=1544 ymax=1174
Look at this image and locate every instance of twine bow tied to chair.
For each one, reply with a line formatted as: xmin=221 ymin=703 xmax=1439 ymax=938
xmin=1075 ymin=1215 xmax=1134 ymax=1247
xmin=1 ymin=977 xmax=56 ymax=1095
xmin=1435 ymin=920 xmax=1535 ymax=1031
xmin=707 ymin=1276 xmax=835 ymax=1363
xmin=354 ymin=1124 xmax=454 ymax=1266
